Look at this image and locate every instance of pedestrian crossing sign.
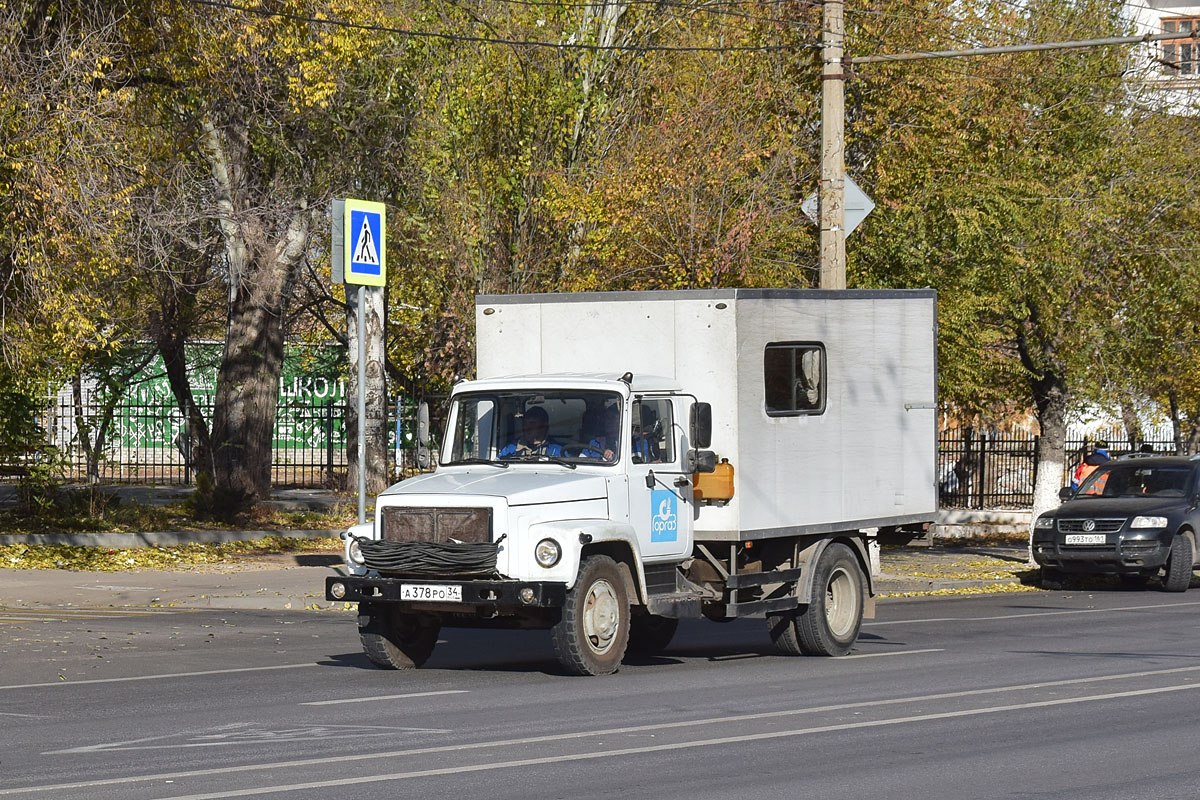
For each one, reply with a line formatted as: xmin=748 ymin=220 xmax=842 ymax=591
xmin=343 ymin=198 xmax=386 ymax=286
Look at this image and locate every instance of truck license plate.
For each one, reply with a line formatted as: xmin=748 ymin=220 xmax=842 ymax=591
xmin=400 ymin=583 xmax=463 ymax=602
xmin=1064 ymin=534 xmax=1106 ymax=545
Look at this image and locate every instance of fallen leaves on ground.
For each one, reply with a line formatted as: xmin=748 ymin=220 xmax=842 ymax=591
xmin=0 ymin=536 xmax=341 ymax=572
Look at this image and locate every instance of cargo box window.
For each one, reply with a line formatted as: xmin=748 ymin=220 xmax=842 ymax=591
xmin=764 ymin=343 xmax=825 ymax=416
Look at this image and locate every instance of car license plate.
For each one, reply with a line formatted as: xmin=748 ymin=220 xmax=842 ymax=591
xmin=400 ymin=583 xmax=463 ymax=602
xmin=1064 ymin=534 xmax=1106 ymax=545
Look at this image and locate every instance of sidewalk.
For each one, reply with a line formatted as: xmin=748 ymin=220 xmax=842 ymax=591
xmin=0 ymin=557 xmax=347 ymax=612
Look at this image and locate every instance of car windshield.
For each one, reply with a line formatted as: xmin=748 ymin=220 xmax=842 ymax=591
xmin=443 ymin=390 xmax=624 ymax=466
xmin=1077 ymin=463 xmax=1196 ymax=499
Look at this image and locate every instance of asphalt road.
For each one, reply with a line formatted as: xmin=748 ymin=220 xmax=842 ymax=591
xmin=3 ymin=591 xmax=1200 ymax=800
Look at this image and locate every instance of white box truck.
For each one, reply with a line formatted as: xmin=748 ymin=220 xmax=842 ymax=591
xmin=326 ymin=289 xmax=938 ymax=675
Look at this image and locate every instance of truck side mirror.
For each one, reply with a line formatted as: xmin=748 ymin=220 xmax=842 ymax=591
xmin=690 ymin=402 xmax=712 ymax=449
xmin=1059 ymin=486 xmax=1074 ymax=501
xmin=687 ymin=449 xmax=717 ymax=474
xmin=417 ymin=401 xmax=430 ymax=446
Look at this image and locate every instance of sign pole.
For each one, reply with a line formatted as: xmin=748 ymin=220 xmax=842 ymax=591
xmin=334 ymin=197 xmax=386 ymax=527
xmin=357 ymin=285 xmax=367 ymax=525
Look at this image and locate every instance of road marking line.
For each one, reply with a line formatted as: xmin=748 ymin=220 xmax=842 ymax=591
xmin=866 ymin=599 xmax=1200 ymax=626
xmin=842 ymin=648 xmax=943 ymax=659
xmin=8 ymin=663 xmax=1200 ymax=796
xmin=0 ymin=663 xmax=319 ymax=691
xmin=300 ymin=690 xmax=469 ymax=706
xmin=48 ymin=682 xmax=1200 ymax=800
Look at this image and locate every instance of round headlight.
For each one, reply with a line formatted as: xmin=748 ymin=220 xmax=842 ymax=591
xmin=347 ymin=538 xmax=366 ymax=566
xmin=534 ymin=538 xmax=561 ymax=568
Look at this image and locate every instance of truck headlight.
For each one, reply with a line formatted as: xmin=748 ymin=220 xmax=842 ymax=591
xmin=347 ymin=538 xmax=366 ymax=566
xmin=535 ymin=538 xmax=561 ymax=568
xmin=1131 ymin=516 xmax=1168 ymax=529
xmin=1034 ymin=516 xmax=1054 ymax=530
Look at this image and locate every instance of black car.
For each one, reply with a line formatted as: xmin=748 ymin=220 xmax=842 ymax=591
xmin=1031 ymin=455 xmax=1200 ymax=591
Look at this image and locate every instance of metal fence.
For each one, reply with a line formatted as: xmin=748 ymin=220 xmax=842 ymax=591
xmin=23 ymin=393 xmax=429 ymax=489
xmin=939 ymin=430 xmax=1187 ymax=509
xmin=7 ymin=396 xmax=1192 ymax=504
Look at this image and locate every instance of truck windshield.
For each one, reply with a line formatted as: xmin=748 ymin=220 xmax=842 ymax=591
xmin=444 ymin=390 xmax=624 ymax=466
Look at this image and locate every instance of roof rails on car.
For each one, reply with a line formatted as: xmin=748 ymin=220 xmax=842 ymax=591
xmin=1116 ymin=452 xmax=1157 ymax=460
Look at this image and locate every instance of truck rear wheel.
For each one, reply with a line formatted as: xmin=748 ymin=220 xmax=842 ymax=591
xmin=358 ymin=603 xmax=440 ymax=670
xmin=768 ymin=543 xmax=864 ymax=657
xmin=551 ymin=555 xmax=630 ymax=675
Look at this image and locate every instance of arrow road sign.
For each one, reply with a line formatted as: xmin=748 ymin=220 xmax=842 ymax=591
xmin=801 ymin=175 xmax=876 ymax=238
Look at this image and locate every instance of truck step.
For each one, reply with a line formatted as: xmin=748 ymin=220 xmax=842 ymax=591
xmin=645 ymin=592 xmax=703 ymax=619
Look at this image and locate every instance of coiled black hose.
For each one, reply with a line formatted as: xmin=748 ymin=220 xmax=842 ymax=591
xmin=352 ymin=534 xmax=505 ymax=577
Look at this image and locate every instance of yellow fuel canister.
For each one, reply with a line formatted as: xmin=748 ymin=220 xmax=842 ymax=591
xmin=693 ymin=459 xmax=734 ymax=501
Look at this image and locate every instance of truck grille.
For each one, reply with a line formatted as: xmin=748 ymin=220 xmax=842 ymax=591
xmin=381 ymin=507 xmax=492 ymax=544
xmin=1057 ymin=518 xmax=1126 ymax=533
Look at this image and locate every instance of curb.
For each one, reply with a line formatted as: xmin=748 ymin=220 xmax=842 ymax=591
xmin=0 ymin=529 xmax=343 ymax=548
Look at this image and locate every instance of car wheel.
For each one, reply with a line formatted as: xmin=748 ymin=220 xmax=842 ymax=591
xmin=1040 ymin=567 xmax=1065 ymax=589
xmin=1162 ymin=534 xmax=1194 ymax=593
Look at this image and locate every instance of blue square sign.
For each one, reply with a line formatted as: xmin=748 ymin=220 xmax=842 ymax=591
xmin=342 ymin=199 xmax=386 ymax=286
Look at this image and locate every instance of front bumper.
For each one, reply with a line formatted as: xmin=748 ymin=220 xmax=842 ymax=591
xmin=325 ymin=575 xmax=567 ymax=608
xmin=1032 ymin=536 xmax=1170 ymax=574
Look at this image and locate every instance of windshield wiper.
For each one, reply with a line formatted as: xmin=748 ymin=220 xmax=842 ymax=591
xmin=503 ymin=453 xmax=577 ymax=469
xmin=454 ymin=458 xmax=509 ymax=468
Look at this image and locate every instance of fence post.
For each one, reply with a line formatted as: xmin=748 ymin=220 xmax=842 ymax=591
xmin=325 ymin=401 xmax=335 ymax=486
xmin=977 ymin=433 xmax=988 ymax=509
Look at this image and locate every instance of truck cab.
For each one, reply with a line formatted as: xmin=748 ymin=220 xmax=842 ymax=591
xmin=330 ymin=373 xmax=715 ymax=675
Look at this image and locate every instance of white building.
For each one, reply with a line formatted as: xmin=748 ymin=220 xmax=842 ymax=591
xmin=1128 ymin=1 xmax=1200 ymax=110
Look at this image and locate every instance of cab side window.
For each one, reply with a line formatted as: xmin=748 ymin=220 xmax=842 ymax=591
xmin=632 ymin=398 xmax=675 ymax=464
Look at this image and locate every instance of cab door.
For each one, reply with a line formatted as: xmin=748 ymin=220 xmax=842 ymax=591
xmin=627 ymin=396 xmax=694 ymax=562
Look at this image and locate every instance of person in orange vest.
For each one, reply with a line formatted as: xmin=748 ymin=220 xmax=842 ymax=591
xmin=1071 ymin=440 xmax=1110 ymax=491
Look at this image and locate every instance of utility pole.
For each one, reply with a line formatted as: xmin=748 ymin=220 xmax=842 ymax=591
xmin=819 ymin=0 xmax=847 ymax=290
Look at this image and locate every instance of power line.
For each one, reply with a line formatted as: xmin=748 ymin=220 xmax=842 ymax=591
xmin=849 ymin=28 xmax=1200 ymax=64
xmin=183 ymin=0 xmax=820 ymax=53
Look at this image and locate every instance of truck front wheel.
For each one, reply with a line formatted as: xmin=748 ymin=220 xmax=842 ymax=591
xmin=551 ymin=555 xmax=630 ymax=675
xmin=358 ymin=603 xmax=440 ymax=670
xmin=767 ymin=542 xmax=864 ymax=657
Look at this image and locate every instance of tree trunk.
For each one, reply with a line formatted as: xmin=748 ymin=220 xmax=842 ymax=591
xmin=1119 ymin=395 xmax=1142 ymax=449
xmin=210 ymin=291 xmax=285 ymax=500
xmin=198 ymin=116 xmax=311 ymax=503
xmin=347 ymin=284 xmax=389 ymax=495
xmin=1028 ymin=372 xmax=1068 ymax=565
xmin=1169 ymin=390 xmax=1183 ymax=455
xmin=152 ymin=306 xmax=213 ymax=482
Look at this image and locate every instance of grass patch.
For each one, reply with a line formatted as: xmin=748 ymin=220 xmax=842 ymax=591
xmin=0 ymin=535 xmax=342 ymax=572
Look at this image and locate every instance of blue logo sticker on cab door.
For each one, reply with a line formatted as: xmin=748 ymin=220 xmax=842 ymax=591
xmin=650 ymin=489 xmax=679 ymax=542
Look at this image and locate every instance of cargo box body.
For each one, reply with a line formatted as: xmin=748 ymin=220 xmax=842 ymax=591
xmin=475 ymin=288 xmax=938 ymax=543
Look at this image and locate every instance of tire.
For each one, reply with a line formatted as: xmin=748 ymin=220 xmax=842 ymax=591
xmin=768 ymin=542 xmax=864 ymax=657
xmin=627 ymin=612 xmax=678 ymax=656
xmin=358 ymin=603 xmax=440 ymax=670
xmin=551 ymin=555 xmax=630 ymax=675
xmin=1162 ymin=534 xmax=1194 ymax=593
xmin=1040 ymin=567 xmax=1066 ymax=589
